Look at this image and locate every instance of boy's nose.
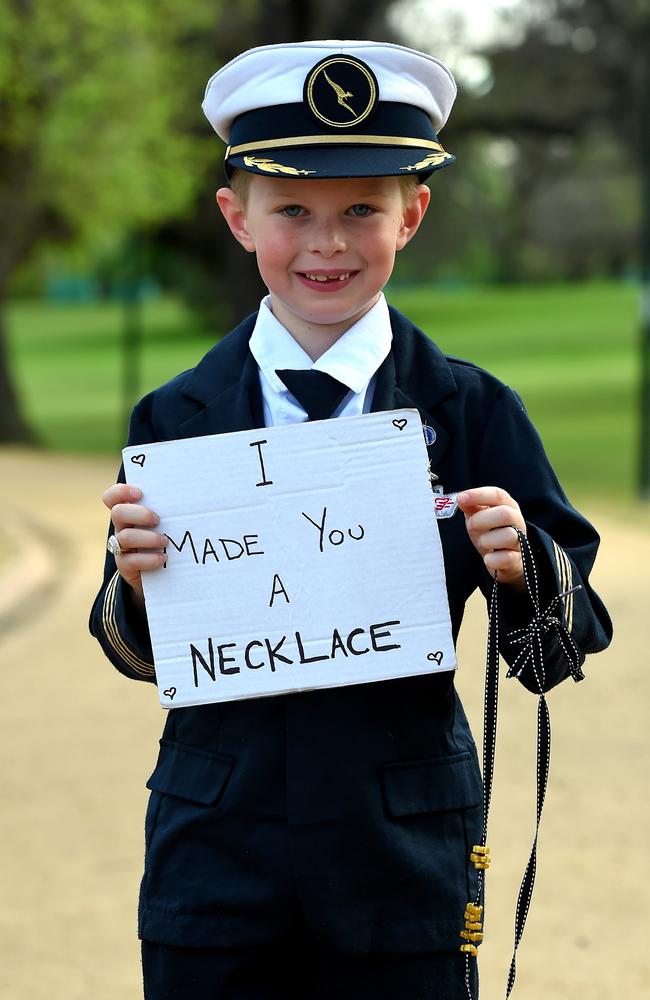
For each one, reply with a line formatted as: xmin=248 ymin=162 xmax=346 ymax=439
xmin=307 ymin=220 xmax=347 ymax=256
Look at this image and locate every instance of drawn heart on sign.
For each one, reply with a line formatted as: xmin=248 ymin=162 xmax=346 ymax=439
xmin=163 ymin=687 xmax=176 ymax=700
xmin=427 ymin=651 xmax=444 ymax=665
xmin=131 ymin=454 xmax=146 ymax=467
xmin=392 ymin=419 xmax=408 ymax=431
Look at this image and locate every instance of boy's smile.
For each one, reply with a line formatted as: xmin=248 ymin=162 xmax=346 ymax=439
xmin=295 ymin=269 xmax=357 ymax=292
xmin=217 ymin=175 xmax=429 ymax=358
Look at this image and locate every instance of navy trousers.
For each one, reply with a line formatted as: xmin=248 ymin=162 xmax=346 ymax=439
xmin=142 ymin=931 xmax=478 ymax=1000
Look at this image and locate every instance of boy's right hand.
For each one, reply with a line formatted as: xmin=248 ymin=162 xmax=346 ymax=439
xmin=102 ymin=484 xmax=167 ymax=604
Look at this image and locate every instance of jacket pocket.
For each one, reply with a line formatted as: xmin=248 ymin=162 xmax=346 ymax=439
xmin=382 ymin=751 xmax=482 ymax=817
xmin=146 ymin=738 xmax=234 ymax=806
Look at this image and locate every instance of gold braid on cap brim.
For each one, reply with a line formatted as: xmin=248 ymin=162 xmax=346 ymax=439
xmin=399 ymin=150 xmax=454 ymax=171
xmin=226 ymin=135 xmax=449 ymax=156
xmin=242 ymin=156 xmax=315 ymax=175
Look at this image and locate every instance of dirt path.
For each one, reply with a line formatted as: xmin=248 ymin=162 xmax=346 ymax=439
xmin=1 ymin=448 xmax=648 ymax=1000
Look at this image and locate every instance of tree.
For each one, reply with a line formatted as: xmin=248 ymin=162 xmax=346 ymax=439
xmin=456 ymin=0 xmax=645 ymax=280
xmin=0 ymin=0 xmax=214 ymax=441
xmin=392 ymin=0 xmax=646 ymax=282
xmin=147 ymin=0 xmax=399 ymax=331
xmin=0 ymin=0 xmax=404 ymax=441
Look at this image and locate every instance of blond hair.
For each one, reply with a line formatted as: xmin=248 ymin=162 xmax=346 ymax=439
xmin=229 ymin=168 xmax=421 ymax=208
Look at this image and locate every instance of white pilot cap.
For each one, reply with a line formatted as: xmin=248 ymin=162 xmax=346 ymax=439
xmin=202 ymin=40 xmax=457 ymax=180
xmin=203 ymin=39 xmax=457 ymax=142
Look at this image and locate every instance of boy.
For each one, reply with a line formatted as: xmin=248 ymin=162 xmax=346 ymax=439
xmin=90 ymin=41 xmax=612 ymax=1000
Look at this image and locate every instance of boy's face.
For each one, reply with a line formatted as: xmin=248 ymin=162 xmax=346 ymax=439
xmin=217 ymin=175 xmax=430 ymax=351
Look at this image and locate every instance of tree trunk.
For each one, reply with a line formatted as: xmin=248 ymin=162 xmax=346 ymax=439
xmin=0 ymin=295 xmax=37 ymax=444
xmin=0 ymin=147 xmax=42 ymax=444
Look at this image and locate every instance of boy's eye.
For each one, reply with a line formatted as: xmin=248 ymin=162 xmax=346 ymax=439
xmin=348 ymin=204 xmax=373 ymax=217
xmin=280 ymin=205 xmax=304 ymax=217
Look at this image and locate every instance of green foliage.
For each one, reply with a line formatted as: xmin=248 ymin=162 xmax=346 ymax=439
xmin=7 ymin=282 xmax=639 ymax=501
xmin=0 ymin=0 xmax=217 ymax=257
xmin=395 ymin=136 xmax=517 ymax=285
xmin=394 ymin=0 xmax=643 ymax=285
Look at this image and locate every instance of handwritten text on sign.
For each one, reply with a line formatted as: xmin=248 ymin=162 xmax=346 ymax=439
xmin=123 ymin=410 xmax=455 ymax=709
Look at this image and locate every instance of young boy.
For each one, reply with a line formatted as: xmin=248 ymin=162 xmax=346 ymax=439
xmin=90 ymin=41 xmax=612 ymax=1000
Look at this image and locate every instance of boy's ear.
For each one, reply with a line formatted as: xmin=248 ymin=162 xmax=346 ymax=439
xmin=396 ymin=183 xmax=431 ymax=251
xmin=215 ymin=187 xmax=256 ymax=253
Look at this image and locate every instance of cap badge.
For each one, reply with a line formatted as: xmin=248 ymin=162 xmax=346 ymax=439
xmin=304 ymin=55 xmax=378 ymax=129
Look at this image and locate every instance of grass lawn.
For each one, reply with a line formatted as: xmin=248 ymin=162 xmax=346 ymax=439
xmin=7 ymin=281 xmax=641 ymax=503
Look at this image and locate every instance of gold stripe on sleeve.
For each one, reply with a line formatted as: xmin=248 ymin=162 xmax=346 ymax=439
xmin=102 ymin=571 xmax=155 ymax=678
xmin=561 ymin=548 xmax=574 ymax=633
xmin=552 ymin=541 xmax=574 ymax=634
xmin=553 ymin=540 xmax=566 ymax=593
xmin=553 ymin=540 xmax=568 ymax=625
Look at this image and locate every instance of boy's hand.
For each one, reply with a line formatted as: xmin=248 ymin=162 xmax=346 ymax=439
xmin=102 ymin=484 xmax=167 ymax=604
xmin=457 ymin=487 xmax=526 ymax=590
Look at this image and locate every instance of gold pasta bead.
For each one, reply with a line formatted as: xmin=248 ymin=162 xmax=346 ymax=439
xmin=470 ymin=845 xmax=491 ymax=870
xmin=460 ymin=930 xmax=484 ymax=942
xmin=459 ymin=899 xmax=484 ymax=954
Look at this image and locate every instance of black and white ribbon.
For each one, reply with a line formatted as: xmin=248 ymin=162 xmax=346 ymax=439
xmin=465 ymin=529 xmax=584 ymax=999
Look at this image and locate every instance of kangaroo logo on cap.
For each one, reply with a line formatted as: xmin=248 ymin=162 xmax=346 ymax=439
xmin=304 ymin=55 xmax=378 ymax=129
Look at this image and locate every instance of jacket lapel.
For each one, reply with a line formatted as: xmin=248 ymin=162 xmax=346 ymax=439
xmin=371 ymin=307 xmax=457 ymax=472
xmin=177 ymin=314 xmax=264 ymax=439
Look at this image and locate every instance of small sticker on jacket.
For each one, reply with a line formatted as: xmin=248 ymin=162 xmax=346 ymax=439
xmin=434 ymin=493 xmax=458 ymax=519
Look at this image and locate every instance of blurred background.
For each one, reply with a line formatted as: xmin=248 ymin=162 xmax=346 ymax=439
xmin=1 ymin=2 xmax=648 ymax=999
xmin=1 ymin=0 xmax=647 ymax=501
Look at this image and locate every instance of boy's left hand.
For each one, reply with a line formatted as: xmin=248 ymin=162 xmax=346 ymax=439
xmin=457 ymin=487 xmax=526 ymax=589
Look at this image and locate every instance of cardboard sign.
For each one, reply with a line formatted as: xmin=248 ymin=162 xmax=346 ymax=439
xmin=123 ymin=409 xmax=455 ymax=709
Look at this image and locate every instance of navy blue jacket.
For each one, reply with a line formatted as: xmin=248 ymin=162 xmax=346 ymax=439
xmin=89 ymin=307 xmax=612 ymax=955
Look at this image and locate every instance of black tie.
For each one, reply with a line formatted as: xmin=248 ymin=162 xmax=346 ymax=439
xmin=276 ymin=369 xmax=350 ymax=421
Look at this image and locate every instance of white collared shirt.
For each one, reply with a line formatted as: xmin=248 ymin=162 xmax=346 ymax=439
xmin=249 ymin=293 xmax=393 ymax=427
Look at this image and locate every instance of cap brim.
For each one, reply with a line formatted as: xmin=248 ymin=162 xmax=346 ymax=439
xmin=227 ymin=144 xmax=455 ymax=181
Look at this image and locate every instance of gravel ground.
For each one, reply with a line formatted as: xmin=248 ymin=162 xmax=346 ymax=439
xmin=1 ymin=448 xmax=647 ymax=1000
